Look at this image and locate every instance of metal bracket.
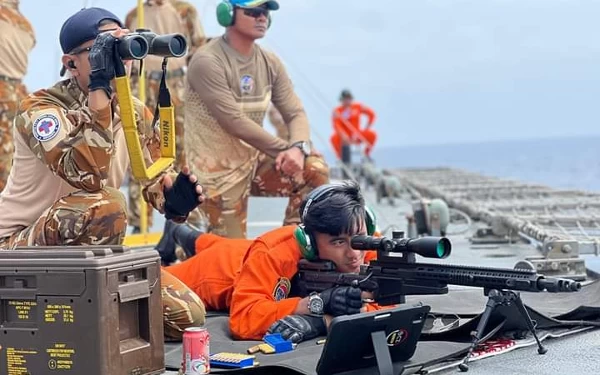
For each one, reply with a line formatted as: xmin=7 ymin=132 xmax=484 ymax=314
xmin=515 ymin=240 xmax=587 ymax=280
xmin=541 ymin=240 xmax=579 ymax=258
xmin=516 ymin=257 xmax=587 ymax=281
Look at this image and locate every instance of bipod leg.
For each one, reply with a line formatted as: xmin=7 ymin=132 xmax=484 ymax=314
xmin=458 ymin=289 xmax=502 ymax=372
xmin=511 ymin=291 xmax=547 ymax=355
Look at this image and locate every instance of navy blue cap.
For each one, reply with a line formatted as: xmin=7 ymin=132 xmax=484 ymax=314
xmin=59 ymin=7 xmax=123 ymax=54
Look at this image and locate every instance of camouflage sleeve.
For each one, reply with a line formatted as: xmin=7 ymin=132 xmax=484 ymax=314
xmin=174 ymin=1 xmax=206 ymax=58
xmin=133 ymin=99 xmax=180 ymax=219
xmin=267 ymin=52 xmax=311 ymax=145
xmin=15 ymin=100 xmax=114 ymax=192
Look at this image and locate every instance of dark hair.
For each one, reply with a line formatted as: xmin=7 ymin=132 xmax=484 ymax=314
xmin=301 ymin=180 xmax=366 ymax=237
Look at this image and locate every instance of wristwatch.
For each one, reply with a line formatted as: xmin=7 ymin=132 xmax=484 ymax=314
xmin=308 ymin=292 xmax=324 ymax=315
xmin=292 ymin=141 xmax=311 ymax=157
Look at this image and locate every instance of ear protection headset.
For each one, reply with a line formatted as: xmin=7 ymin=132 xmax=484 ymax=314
xmin=216 ymin=0 xmax=272 ymax=29
xmin=294 ymin=183 xmax=377 ymax=260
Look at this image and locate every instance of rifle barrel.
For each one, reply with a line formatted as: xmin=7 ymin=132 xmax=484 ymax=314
xmin=371 ymin=261 xmax=581 ymax=293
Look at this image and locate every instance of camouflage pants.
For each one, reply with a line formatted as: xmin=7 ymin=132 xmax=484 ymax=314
xmin=200 ymin=154 xmax=330 ymax=239
xmin=0 ymin=187 xmax=206 ymax=340
xmin=128 ymin=72 xmax=187 ymax=229
xmin=0 ymin=80 xmax=27 ymax=192
xmin=0 ymin=188 xmax=128 ymax=247
xmin=161 ymin=268 xmax=206 ymax=341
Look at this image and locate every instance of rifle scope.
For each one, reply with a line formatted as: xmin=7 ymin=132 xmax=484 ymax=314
xmin=351 ymin=235 xmax=451 ymax=259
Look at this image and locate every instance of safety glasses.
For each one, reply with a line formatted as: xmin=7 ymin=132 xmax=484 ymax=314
xmin=242 ymin=7 xmax=269 ymax=19
xmin=70 ymin=46 xmax=92 ymax=55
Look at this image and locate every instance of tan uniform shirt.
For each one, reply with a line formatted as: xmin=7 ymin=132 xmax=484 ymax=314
xmin=0 ymin=1 xmax=35 ymax=80
xmin=0 ymin=78 xmax=171 ymax=238
xmin=125 ymin=0 xmax=206 ymax=73
xmin=185 ymin=36 xmax=310 ymax=195
xmin=268 ymin=103 xmax=289 ymax=141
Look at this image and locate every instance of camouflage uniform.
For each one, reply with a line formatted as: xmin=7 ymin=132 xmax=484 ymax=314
xmin=0 ymin=78 xmax=170 ymax=247
xmin=0 ymin=1 xmax=35 ymax=191
xmin=125 ymin=0 xmax=206 ymax=229
xmin=186 ymin=37 xmax=330 ymax=239
xmin=0 ymin=80 xmax=27 ymax=192
xmin=161 ymin=268 xmax=206 ymax=340
xmin=0 ymin=76 xmax=205 ymax=340
xmin=201 ymin=154 xmax=329 ymax=238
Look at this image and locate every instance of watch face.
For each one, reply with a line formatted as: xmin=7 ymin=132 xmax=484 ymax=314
xmin=310 ymin=296 xmax=324 ymax=314
xmin=302 ymin=142 xmax=311 ymax=155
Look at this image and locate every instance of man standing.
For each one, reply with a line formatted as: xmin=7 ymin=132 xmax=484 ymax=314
xmin=125 ymin=0 xmax=207 ymax=232
xmin=330 ymin=89 xmax=377 ymax=160
xmin=185 ymin=0 xmax=329 ymax=239
xmin=0 ymin=0 xmax=35 ymax=191
xmin=0 ymin=7 xmax=206 ymax=340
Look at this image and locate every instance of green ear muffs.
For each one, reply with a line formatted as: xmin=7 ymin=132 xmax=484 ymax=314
xmin=216 ymin=1 xmax=235 ymax=27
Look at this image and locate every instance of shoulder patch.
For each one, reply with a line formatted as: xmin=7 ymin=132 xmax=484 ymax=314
xmin=32 ymin=113 xmax=61 ymax=142
xmin=272 ymin=277 xmax=291 ymax=302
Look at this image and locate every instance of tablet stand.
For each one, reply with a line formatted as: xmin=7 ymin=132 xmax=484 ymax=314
xmin=370 ymin=330 xmax=405 ymax=375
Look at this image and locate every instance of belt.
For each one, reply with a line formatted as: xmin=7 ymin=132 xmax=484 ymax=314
xmin=0 ymin=75 xmax=21 ymax=84
xmin=147 ymin=67 xmax=187 ymax=81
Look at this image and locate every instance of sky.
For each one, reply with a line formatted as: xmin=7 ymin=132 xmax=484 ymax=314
xmin=19 ymin=0 xmax=600 ymax=152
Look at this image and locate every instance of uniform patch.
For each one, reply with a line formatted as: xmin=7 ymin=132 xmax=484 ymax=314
xmin=32 ymin=113 xmax=61 ymax=142
xmin=240 ymin=75 xmax=254 ymax=95
xmin=272 ymin=277 xmax=291 ymax=301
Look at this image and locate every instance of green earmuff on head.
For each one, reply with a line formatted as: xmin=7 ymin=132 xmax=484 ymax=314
xmin=295 ymin=184 xmax=377 ymax=260
xmin=216 ymin=0 xmax=273 ymax=29
xmin=216 ymin=0 xmax=235 ymax=27
xmin=364 ymin=205 xmax=377 ymax=236
xmin=294 ymin=224 xmax=316 ymax=260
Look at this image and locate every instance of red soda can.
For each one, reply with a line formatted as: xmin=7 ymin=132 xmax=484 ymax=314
xmin=182 ymin=327 xmax=210 ymax=374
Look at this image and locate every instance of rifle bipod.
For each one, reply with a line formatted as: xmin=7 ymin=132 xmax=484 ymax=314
xmin=458 ymin=289 xmax=547 ymax=372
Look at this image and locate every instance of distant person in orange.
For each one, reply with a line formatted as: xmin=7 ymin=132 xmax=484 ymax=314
xmin=330 ymin=89 xmax=377 ymax=160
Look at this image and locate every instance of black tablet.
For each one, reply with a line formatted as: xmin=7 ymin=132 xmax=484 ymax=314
xmin=316 ymin=303 xmax=430 ymax=375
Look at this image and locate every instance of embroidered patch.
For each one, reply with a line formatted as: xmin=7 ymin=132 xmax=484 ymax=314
xmin=272 ymin=277 xmax=291 ymax=301
xmin=32 ymin=113 xmax=61 ymax=142
xmin=240 ymin=74 xmax=254 ymax=95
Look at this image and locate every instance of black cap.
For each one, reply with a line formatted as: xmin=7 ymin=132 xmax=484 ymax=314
xmin=59 ymin=7 xmax=123 ymax=54
xmin=339 ymin=89 xmax=353 ymax=100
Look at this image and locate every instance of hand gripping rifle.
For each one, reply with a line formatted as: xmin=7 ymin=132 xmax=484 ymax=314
xmin=296 ymin=231 xmax=581 ymax=372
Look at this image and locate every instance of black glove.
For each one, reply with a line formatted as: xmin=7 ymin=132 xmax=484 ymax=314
xmin=163 ymin=172 xmax=202 ymax=220
xmin=88 ymin=32 xmax=118 ymax=98
xmin=267 ymin=314 xmax=326 ymax=344
xmin=320 ymin=285 xmax=363 ymax=316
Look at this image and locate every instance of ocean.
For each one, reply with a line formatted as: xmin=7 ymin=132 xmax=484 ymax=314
xmin=317 ymin=135 xmax=600 ymax=193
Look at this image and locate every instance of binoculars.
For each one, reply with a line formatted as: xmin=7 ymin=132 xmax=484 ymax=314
xmin=116 ymin=29 xmax=187 ymax=60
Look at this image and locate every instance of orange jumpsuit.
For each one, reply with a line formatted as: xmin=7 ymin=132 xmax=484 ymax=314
xmin=330 ymin=102 xmax=377 ymax=158
xmin=165 ymin=225 xmax=379 ymax=340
